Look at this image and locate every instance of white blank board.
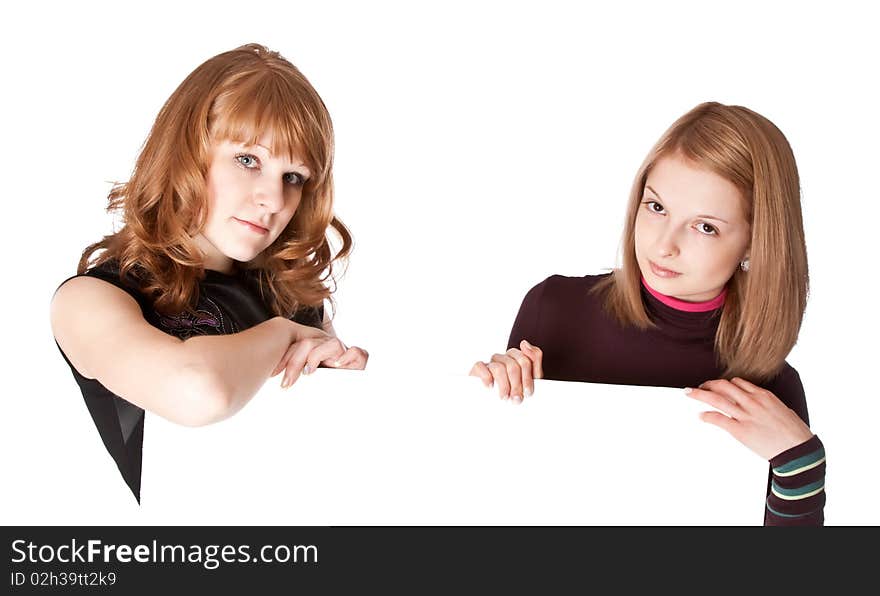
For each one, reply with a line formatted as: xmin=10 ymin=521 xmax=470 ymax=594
xmin=139 ymin=370 xmax=769 ymax=525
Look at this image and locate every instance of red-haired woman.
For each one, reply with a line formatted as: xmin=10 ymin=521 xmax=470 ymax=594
xmin=50 ymin=44 xmax=367 ymax=502
xmin=469 ymin=102 xmax=825 ymax=526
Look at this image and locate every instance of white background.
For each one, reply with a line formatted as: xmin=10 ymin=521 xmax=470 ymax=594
xmin=1 ymin=0 xmax=877 ymax=525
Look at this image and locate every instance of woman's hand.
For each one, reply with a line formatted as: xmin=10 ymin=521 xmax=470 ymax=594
xmin=684 ymin=377 xmax=814 ymax=460
xmin=331 ymin=345 xmax=369 ymax=370
xmin=469 ymin=340 xmax=543 ymax=404
xmin=270 ymin=322 xmax=368 ymax=389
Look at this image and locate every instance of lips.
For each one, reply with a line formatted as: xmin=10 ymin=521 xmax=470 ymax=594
xmin=649 ymin=260 xmax=681 ymax=278
xmin=234 ymin=217 xmax=269 ymax=235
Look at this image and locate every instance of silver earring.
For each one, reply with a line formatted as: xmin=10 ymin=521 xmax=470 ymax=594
xmin=740 ymin=258 xmax=750 ymax=272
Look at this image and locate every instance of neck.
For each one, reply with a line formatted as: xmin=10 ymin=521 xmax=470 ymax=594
xmin=640 ymin=275 xmax=726 ymax=312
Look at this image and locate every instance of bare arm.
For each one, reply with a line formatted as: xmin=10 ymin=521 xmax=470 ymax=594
xmin=50 ymin=276 xmax=325 ymax=427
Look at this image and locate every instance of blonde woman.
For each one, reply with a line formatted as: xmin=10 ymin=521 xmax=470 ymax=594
xmin=50 ymin=44 xmax=367 ymax=502
xmin=470 ymin=102 xmax=825 ymax=526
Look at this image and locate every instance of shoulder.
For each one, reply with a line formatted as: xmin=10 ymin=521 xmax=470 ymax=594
xmin=292 ymin=303 xmax=324 ymax=329
xmin=51 ymin=270 xmax=149 ymax=331
xmin=54 ymin=261 xmax=142 ymax=309
xmin=55 ymin=260 xmax=148 ymax=306
xmin=52 ymin=261 xmax=153 ymax=350
xmin=522 ymin=272 xmax=612 ymax=305
xmin=239 ymin=268 xmax=325 ymax=329
xmin=512 ymin=272 xmax=612 ymax=330
xmin=51 ymin=267 xmax=158 ymax=380
xmin=763 ymin=361 xmax=810 ymax=425
xmin=508 ymin=272 xmax=613 ymax=350
xmin=765 ymin=362 xmax=804 ymax=396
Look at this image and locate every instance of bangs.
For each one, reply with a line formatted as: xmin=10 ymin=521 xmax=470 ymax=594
xmin=208 ymin=71 xmax=332 ymax=183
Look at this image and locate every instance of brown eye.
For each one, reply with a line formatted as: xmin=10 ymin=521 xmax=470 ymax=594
xmin=645 ymin=200 xmax=665 ymax=214
xmin=697 ymin=223 xmax=717 ymax=235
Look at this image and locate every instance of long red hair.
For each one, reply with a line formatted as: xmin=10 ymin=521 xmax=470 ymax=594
xmin=80 ymin=43 xmax=352 ymax=318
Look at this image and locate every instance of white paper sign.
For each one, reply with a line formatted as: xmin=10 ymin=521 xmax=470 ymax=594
xmin=139 ymin=370 xmax=768 ymax=525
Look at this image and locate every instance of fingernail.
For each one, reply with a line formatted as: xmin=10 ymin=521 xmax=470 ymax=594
xmin=512 ymin=395 xmax=522 ymax=404
xmin=303 ymin=364 xmax=313 ymax=375
xmin=282 ymin=374 xmax=290 ymax=388
xmin=333 ymin=360 xmax=342 ymax=367
xmin=683 ymin=387 xmax=693 ymax=394
xmin=525 ymin=387 xmax=533 ymax=398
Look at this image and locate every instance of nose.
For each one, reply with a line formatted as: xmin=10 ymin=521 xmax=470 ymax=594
xmin=653 ymin=222 xmax=681 ymax=258
xmin=253 ymin=178 xmax=285 ymax=213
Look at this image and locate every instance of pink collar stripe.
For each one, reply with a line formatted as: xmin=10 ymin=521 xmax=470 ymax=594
xmin=640 ymin=275 xmax=727 ymax=312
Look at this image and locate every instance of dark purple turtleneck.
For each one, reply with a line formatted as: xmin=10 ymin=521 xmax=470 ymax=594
xmin=505 ymin=272 xmax=825 ymax=526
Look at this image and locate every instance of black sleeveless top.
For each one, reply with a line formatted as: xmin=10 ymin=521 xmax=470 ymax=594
xmin=54 ymin=261 xmax=323 ymax=503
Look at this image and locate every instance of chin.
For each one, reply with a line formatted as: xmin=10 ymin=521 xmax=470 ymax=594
xmin=223 ymin=246 xmax=263 ymax=263
xmin=648 ymin=275 xmax=678 ymax=291
xmin=651 ymin=277 xmax=695 ymax=301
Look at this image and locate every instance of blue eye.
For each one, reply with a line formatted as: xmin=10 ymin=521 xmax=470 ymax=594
xmin=283 ymin=172 xmax=307 ymax=187
xmin=236 ymin=154 xmax=307 ymax=187
xmin=235 ymin=154 xmax=259 ymax=168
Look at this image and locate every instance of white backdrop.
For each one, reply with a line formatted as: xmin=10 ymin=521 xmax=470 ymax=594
xmin=1 ymin=0 xmax=877 ymax=525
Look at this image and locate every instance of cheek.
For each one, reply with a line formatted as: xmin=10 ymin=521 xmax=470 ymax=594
xmin=203 ymin=184 xmax=219 ymax=223
xmin=286 ymin=193 xmax=304 ymax=218
xmin=275 ymin=193 xmax=303 ymax=230
xmin=633 ymin=214 xmax=652 ymax=252
xmin=204 ymin=187 xmax=231 ymax=223
xmin=700 ymin=241 xmax=743 ymax=275
xmin=204 ymin=168 xmax=239 ymax=217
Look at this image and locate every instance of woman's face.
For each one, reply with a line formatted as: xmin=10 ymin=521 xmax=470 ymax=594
xmin=194 ymin=135 xmax=311 ymax=273
xmin=634 ymin=153 xmax=751 ymax=302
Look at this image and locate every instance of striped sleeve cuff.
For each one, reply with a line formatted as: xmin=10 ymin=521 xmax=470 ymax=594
xmin=765 ymin=435 xmax=826 ymax=525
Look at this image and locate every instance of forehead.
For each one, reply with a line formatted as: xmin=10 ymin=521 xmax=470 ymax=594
xmin=645 ymin=155 xmax=747 ymax=222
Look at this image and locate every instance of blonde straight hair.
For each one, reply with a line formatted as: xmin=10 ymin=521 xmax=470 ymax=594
xmin=592 ymin=102 xmax=808 ymax=382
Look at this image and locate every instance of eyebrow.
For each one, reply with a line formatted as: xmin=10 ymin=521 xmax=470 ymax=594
xmin=245 ymin=142 xmax=310 ymax=175
xmin=644 ymin=185 xmax=730 ymax=224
